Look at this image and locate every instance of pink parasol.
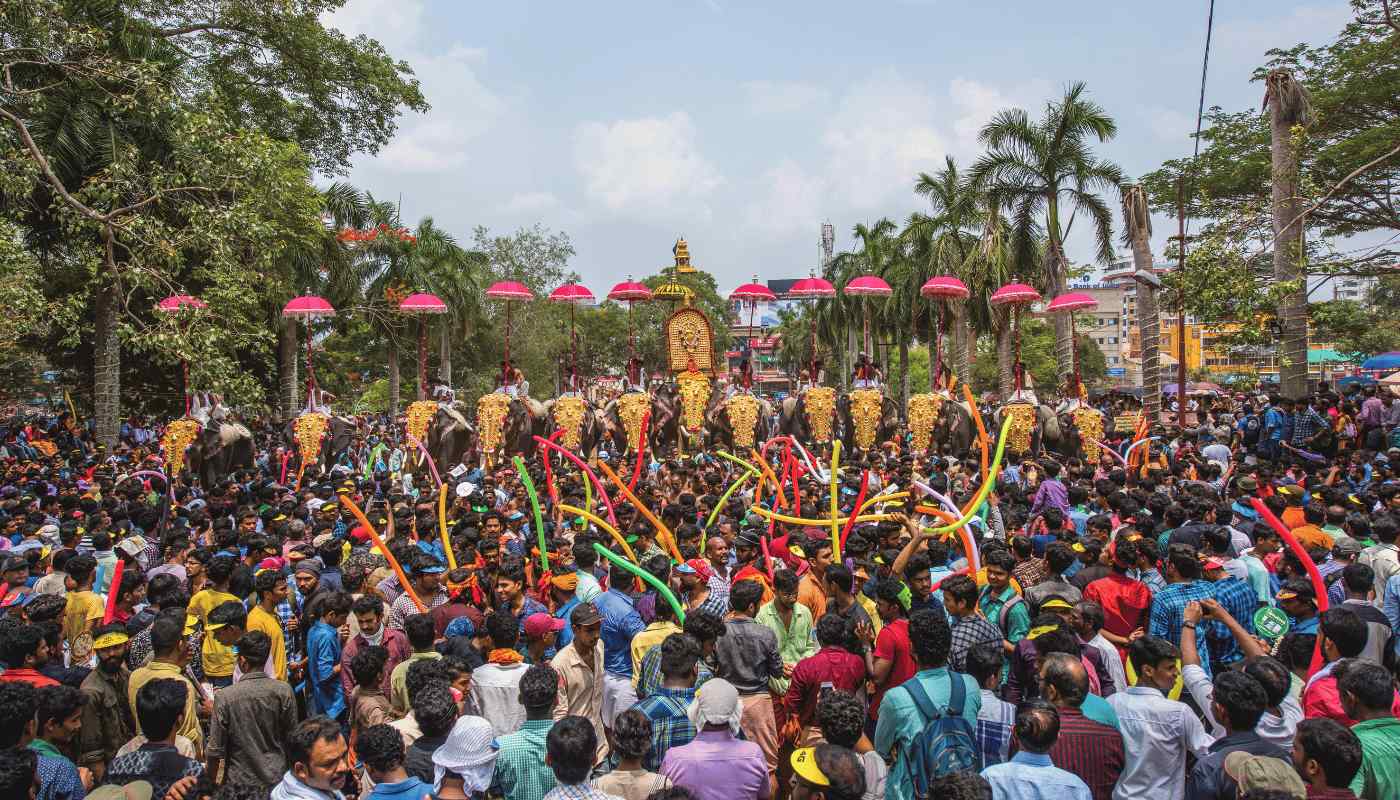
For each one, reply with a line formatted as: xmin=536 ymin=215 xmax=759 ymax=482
xmin=609 ymin=278 xmax=653 ymax=368
xmin=400 ymin=293 xmax=448 ymax=401
xmin=921 ymin=276 xmax=969 ymax=390
xmin=487 ymin=281 xmax=535 ymax=388
xmin=991 ymin=282 xmax=1040 ymax=392
xmin=844 ymin=275 xmax=892 ymax=368
xmin=282 ymin=293 xmax=336 ymax=407
xmin=157 ymin=294 xmax=207 ymax=414
xmin=788 ymin=274 xmax=836 ymax=384
xmin=730 ymin=278 xmax=776 ymax=390
xmin=550 ymin=283 xmax=594 ymax=392
xmin=1046 ymin=292 xmax=1099 ymax=396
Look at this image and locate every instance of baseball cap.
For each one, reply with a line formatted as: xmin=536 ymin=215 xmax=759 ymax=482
xmin=1040 ymin=598 xmax=1074 ymax=611
xmin=1201 ymin=557 xmax=1226 ymax=572
xmin=1222 ymin=751 xmax=1304 ymax=798
xmin=790 ymin=747 xmax=831 ymax=788
xmin=1332 ymin=536 xmax=1364 ymax=557
xmin=570 ymin=602 xmax=602 ymax=627
xmin=523 ymin=612 xmax=566 ymax=639
xmin=87 ymin=782 xmax=154 ymax=800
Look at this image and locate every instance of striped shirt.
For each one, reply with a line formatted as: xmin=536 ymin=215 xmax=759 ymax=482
xmin=1044 ymin=706 xmax=1125 ymax=800
xmin=492 ymin=718 xmax=557 ymax=800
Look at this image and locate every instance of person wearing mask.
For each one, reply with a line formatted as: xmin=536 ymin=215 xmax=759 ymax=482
xmin=270 ymin=716 xmax=352 ymax=800
xmin=980 ymin=701 xmax=1092 ymax=800
xmin=205 ymin=631 xmax=297 ymax=792
xmin=1107 ymin=636 xmax=1211 ymax=800
xmin=1338 ymin=661 xmax=1400 ymax=800
xmin=1038 ymin=653 xmax=1124 ymax=800
xmin=660 ymin=677 xmax=771 ymax=800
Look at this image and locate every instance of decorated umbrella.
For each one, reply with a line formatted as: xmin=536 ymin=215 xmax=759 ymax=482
xmin=399 ymin=292 xmax=448 ymax=401
xmin=549 ymin=283 xmax=595 ymax=393
xmin=730 ymin=277 xmax=776 ymax=390
xmin=1045 ymin=292 xmax=1098 ymax=397
xmin=990 ymin=282 xmax=1042 ymax=394
xmin=155 ymin=294 xmax=207 ymax=415
xmin=608 ymin=277 xmax=653 ymax=365
xmin=282 ymin=292 xmax=337 ymax=407
xmin=788 ymin=273 xmax=836 ymax=384
xmin=920 ymin=275 xmax=969 ymax=391
xmin=487 ymin=280 xmax=535 ymax=388
xmin=1361 ymin=351 xmax=1400 ymax=371
xmin=844 ymin=275 xmax=893 ymax=387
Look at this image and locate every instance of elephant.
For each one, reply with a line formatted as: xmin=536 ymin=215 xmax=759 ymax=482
xmin=705 ymin=392 xmax=774 ymax=454
xmin=1052 ymin=400 xmax=1108 ymax=460
xmin=184 ymin=395 xmax=254 ymax=486
xmin=649 ymin=382 xmax=708 ymax=456
xmin=284 ymin=411 xmax=358 ymax=478
xmin=992 ymin=403 xmax=1066 ymax=457
xmin=780 ymin=388 xmax=841 ymax=450
xmin=931 ymin=398 xmax=977 ymax=457
xmin=602 ymin=393 xmax=653 ymax=455
xmin=838 ymin=390 xmax=901 ymax=454
xmin=547 ymin=395 xmax=606 ymax=460
xmin=404 ymin=402 xmax=476 ymax=477
xmin=475 ymin=393 xmax=548 ymax=467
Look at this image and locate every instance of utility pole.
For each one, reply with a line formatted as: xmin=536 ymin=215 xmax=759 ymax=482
xmin=1175 ymin=178 xmax=1188 ymax=432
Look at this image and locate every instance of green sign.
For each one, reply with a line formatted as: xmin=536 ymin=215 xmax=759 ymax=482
xmin=1254 ymin=606 xmax=1290 ymax=639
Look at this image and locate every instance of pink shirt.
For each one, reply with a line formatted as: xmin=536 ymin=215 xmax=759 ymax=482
xmin=660 ymin=729 xmax=771 ymax=800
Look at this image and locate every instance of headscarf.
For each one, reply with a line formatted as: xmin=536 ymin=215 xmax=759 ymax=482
xmin=432 ymin=715 xmax=497 ymax=793
xmin=549 ymin=572 xmax=578 ymax=591
xmin=687 ymin=677 xmax=742 ymax=736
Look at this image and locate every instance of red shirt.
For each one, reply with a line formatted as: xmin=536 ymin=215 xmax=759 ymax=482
xmin=870 ymin=618 xmax=917 ymax=719
xmin=1083 ymin=572 xmax=1152 ymax=641
xmin=784 ymin=646 xmax=865 ymax=727
xmin=0 ymin=668 xmax=59 ymax=688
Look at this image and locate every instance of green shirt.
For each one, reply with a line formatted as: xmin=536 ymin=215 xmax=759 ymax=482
xmin=492 ymin=718 xmax=557 ymax=800
xmin=1350 ymin=717 xmax=1400 ymax=800
xmin=873 ymin=667 xmax=982 ymax=800
xmin=978 ymin=584 xmax=1029 ymax=643
xmin=755 ymin=600 xmax=816 ymax=695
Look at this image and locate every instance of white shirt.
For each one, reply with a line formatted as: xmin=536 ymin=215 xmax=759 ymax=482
xmin=1182 ymin=664 xmax=1303 ymax=749
xmin=1086 ymin=633 xmax=1128 ymax=696
xmin=1107 ymin=686 xmax=1211 ymax=800
xmin=471 ymin=661 xmax=529 ymax=738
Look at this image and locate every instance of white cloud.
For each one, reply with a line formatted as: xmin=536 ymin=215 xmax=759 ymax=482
xmin=742 ymin=80 xmax=831 ymax=115
xmin=1216 ymin=5 xmax=1353 ymax=59
xmin=947 ymin=77 xmax=1051 ymax=154
xmin=744 ymin=159 xmax=826 ymax=238
xmin=574 ymin=112 xmax=722 ymax=216
xmin=323 ymin=0 xmax=425 ymax=55
xmin=502 ymin=191 xmax=560 ymax=214
xmin=819 ymin=70 xmax=948 ymax=209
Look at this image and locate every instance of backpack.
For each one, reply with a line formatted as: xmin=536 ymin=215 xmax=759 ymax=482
xmin=996 ymin=595 xmax=1024 ymax=636
xmin=1242 ymin=415 xmax=1261 ymax=447
xmin=903 ymin=672 xmax=980 ymax=798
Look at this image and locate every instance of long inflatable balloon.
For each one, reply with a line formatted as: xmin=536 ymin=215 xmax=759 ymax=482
xmin=598 ymin=460 xmax=683 ymax=562
xmin=102 ymin=559 xmax=125 ymax=624
xmin=963 ymin=383 xmax=989 ymax=479
xmin=511 ymin=456 xmax=549 ymax=572
xmin=747 ymin=449 xmax=788 ymax=509
xmin=763 ymin=435 xmax=827 ymax=482
xmin=858 ymin=490 xmax=908 ymax=514
xmin=912 ymin=481 xmax=959 ymax=515
xmin=593 ymin=543 xmax=686 ymax=623
xmin=747 ymin=507 xmax=894 ymax=528
xmin=340 ymin=494 xmax=425 ymax=612
xmin=1123 ymin=436 xmax=1161 ymax=459
xmin=405 ymin=434 xmax=443 ymax=489
xmin=929 ymin=567 xmax=970 ymax=593
xmin=1093 ymin=440 xmax=1128 ymax=466
xmin=121 ymin=469 xmax=173 ymax=499
xmin=1250 ymin=496 xmax=1328 ymax=674
xmin=438 ymin=484 xmax=457 ymax=570
xmin=703 ymin=468 xmax=757 ymax=553
xmin=533 ymin=436 xmax=618 ymax=526
xmin=839 ymin=469 xmax=871 ymax=550
xmin=922 ymin=416 xmax=1012 ymax=537
xmin=540 ymin=429 xmax=564 ymax=502
xmin=560 ymin=503 xmax=638 ymax=564
xmin=829 ymin=440 xmax=842 ymax=562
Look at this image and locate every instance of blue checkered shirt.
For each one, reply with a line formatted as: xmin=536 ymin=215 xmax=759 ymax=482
xmin=1292 ymin=406 xmax=1327 ymax=446
xmin=631 ymin=686 xmax=699 ymax=771
xmin=634 ymin=645 xmax=714 ymax=701
xmin=1149 ymin=579 xmax=1216 ymax=675
xmin=1207 ymin=576 xmax=1257 ymax=667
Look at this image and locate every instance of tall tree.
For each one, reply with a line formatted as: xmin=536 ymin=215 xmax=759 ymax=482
xmin=970 ymin=83 xmax=1124 ymax=390
xmin=905 ymin=157 xmax=981 ymax=391
xmin=1120 ymin=184 xmax=1161 ymax=421
xmin=1265 ymin=70 xmax=1313 ymax=397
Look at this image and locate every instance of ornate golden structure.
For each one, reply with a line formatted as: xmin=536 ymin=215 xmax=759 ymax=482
xmin=405 ymin=400 xmax=438 ymax=448
xmin=553 ymin=396 xmax=588 ymax=450
xmin=803 ymin=386 xmax=837 ymax=443
xmin=1004 ymin=404 xmax=1036 ymax=454
xmin=616 ymin=392 xmax=651 ymax=453
xmin=476 ymin=393 xmax=512 ymax=457
xmin=161 ymin=418 xmax=201 ymax=477
xmin=725 ymin=394 xmax=761 ymax=450
xmin=907 ymin=393 xmax=944 ymax=453
xmin=676 ymin=368 xmax=712 ymax=433
xmin=664 ymin=307 xmax=714 ymax=374
xmin=1074 ymin=407 xmax=1105 ymax=460
xmin=672 ymin=237 xmax=696 ymax=273
xmin=293 ymin=412 xmax=330 ymax=465
xmin=848 ymin=388 xmax=884 ymax=450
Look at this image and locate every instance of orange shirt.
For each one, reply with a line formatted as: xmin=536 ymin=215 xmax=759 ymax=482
xmin=797 ymin=572 xmax=827 ymax=620
xmin=1289 ymin=524 xmax=1333 ymax=553
xmin=1282 ymin=506 xmax=1307 ymax=529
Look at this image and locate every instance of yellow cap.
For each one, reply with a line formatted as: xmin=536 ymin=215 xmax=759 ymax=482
xmin=790 ymin=747 xmax=830 ymax=787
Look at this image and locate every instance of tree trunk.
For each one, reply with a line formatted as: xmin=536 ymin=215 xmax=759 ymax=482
xmin=898 ymin=323 xmax=910 ymax=408
xmin=1122 ymin=185 xmax=1161 ymax=423
xmin=93 ymin=282 xmax=121 ymax=448
xmin=996 ymin=323 xmax=1014 ymax=399
xmin=438 ymin=316 xmax=453 ymax=386
xmin=387 ymin=334 xmax=401 ymax=417
xmin=952 ymin=306 xmax=971 ymax=384
xmin=1268 ymin=70 xmax=1310 ymax=398
xmin=1045 ymin=244 xmax=1073 ymax=392
xmin=278 ymin=317 xmax=299 ymax=422
xmin=927 ymin=305 xmax=938 ymax=391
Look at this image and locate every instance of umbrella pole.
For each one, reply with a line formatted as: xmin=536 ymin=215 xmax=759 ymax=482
xmin=570 ymin=304 xmax=577 ymax=393
xmin=1070 ymin=314 xmax=1080 ymax=398
xmin=183 ymin=359 xmax=190 ymax=416
xmin=1013 ymin=308 xmax=1023 ymax=392
xmin=418 ymin=316 xmax=428 ymax=401
xmin=933 ymin=302 xmax=942 ymax=392
xmin=305 ymin=317 xmax=316 ymax=407
xmin=503 ymin=301 xmax=512 ymax=388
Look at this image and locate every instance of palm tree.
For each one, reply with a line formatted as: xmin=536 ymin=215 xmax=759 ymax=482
xmin=970 ymin=82 xmax=1124 ymax=389
xmin=1265 ymin=69 xmax=1312 ymax=397
xmin=1120 ymin=184 xmax=1161 ymax=421
xmin=965 ymin=203 xmax=1023 ymax=397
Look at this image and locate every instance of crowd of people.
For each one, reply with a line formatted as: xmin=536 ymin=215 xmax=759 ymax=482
xmin=0 ymin=378 xmax=1397 ymax=800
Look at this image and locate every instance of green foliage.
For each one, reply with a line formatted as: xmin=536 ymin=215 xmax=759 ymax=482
xmin=1311 ymin=276 xmax=1400 ymax=362
xmin=969 ymin=320 xmax=1107 ymax=395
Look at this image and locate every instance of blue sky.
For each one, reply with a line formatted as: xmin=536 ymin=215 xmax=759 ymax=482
xmin=328 ymin=0 xmax=1355 ymax=292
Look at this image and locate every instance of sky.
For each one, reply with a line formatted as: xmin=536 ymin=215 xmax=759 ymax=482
xmin=326 ymin=0 xmax=1357 ymax=294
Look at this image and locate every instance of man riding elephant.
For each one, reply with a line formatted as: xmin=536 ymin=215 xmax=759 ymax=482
xmin=182 ymin=394 xmax=254 ymax=487
xmin=475 ymin=388 xmax=546 ymax=468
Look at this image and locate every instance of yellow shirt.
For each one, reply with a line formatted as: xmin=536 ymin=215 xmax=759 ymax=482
xmin=188 ymin=588 xmax=240 ymax=678
xmin=247 ymin=605 xmax=287 ymax=681
xmin=128 ymin=661 xmax=204 ymax=758
xmin=63 ymin=590 xmax=105 ymax=663
xmin=630 ymin=621 xmax=682 ymax=681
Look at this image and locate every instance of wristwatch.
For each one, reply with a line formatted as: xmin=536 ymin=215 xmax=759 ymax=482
xmin=1182 ymin=621 xmax=1197 ymax=630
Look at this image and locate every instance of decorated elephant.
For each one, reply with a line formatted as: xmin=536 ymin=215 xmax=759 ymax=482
xmin=992 ymin=402 xmax=1070 ymax=457
xmin=548 ymin=395 xmax=606 ymax=459
xmin=780 ymin=387 xmax=840 ymax=450
xmin=706 ymin=391 xmax=774 ymax=454
xmin=284 ymin=411 xmax=358 ymax=479
xmin=603 ymin=392 xmax=653 ymax=455
xmin=648 ymin=374 xmax=710 ymax=455
xmin=179 ymin=395 xmax=254 ymax=486
xmin=907 ymin=393 xmax=977 ymax=457
xmin=1053 ymin=398 xmax=1108 ymax=460
xmin=839 ymin=389 xmax=901 ymax=453
xmin=475 ymin=392 xmax=547 ymax=467
xmin=400 ymin=401 xmax=476 ymax=476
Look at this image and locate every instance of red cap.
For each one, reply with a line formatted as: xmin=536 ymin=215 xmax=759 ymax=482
xmin=523 ymin=612 xmax=565 ymax=639
xmin=1202 ymin=557 xmax=1226 ymax=572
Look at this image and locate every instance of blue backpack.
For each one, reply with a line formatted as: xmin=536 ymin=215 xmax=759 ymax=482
xmin=902 ymin=672 xmax=980 ymax=798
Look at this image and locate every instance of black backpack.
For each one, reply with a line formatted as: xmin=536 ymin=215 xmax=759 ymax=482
xmin=1242 ymin=415 xmax=1261 ymax=447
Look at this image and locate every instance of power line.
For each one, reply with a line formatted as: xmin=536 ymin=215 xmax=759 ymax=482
xmin=1184 ymin=0 xmax=1216 ymax=239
